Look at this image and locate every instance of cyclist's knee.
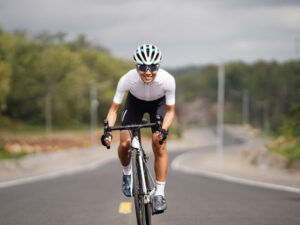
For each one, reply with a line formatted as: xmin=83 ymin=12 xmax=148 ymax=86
xmin=119 ymin=139 xmax=131 ymax=150
xmin=152 ymin=141 xmax=161 ymax=151
xmin=152 ymin=137 xmax=166 ymax=157
xmin=152 ymin=133 xmax=164 ymax=145
xmin=153 ymin=146 xmax=167 ymax=158
xmin=119 ymin=131 xmax=131 ymax=150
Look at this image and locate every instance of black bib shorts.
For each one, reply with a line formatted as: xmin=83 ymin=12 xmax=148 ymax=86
xmin=121 ymin=92 xmax=166 ymax=133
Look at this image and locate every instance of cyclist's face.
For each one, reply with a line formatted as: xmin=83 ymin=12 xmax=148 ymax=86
xmin=136 ymin=65 xmax=159 ymax=84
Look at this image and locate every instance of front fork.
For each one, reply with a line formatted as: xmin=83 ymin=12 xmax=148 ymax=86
xmin=131 ymin=135 xmax=155 ymax=204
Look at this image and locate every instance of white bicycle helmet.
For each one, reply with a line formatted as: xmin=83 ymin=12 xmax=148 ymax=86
xmin=133 ymin=44 xmax=162 ymax=65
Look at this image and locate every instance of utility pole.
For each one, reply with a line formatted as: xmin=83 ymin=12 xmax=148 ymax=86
xmin=263 ymin=101 xmax=269 ymax=133
xmin=45 ymin=87 xmax=52 ymax=135
xmin=242 ymin=90 xmax=249 ymax=126
xmin=217 ymin=61 xmax=225 ymax=167
xmin=90 ymin=80 xmax=99 ymax=148
xmin=295 ymin=36 xmax=299 ymax=59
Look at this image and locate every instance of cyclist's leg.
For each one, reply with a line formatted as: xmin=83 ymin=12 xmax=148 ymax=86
xmin=149 ymin=97 xmax=168 ymax=212
xmin=119 ymin=93 xmax=145 ymax=197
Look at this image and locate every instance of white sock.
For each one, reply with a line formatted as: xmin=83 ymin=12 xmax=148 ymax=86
xmin=155 ymin=180 xmax=166 ymax=197
xmin=122 ymin=164 xmax=132 ymax=175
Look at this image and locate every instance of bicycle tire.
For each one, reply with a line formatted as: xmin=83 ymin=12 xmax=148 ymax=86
xmin=143 ymin=161 xmax=152 ymax=225
xmin=132 ymin=150 xmax=146 ymax=225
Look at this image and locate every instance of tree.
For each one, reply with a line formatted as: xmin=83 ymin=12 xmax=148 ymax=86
xmin=34 ymin=44 xmax=80 ymax=133
xmin=0 ymin=61 xmax=11 ymax=111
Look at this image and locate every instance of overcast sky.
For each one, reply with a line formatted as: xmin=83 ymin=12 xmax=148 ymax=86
xmin=0 ymin=0 xmax=300 ymax=68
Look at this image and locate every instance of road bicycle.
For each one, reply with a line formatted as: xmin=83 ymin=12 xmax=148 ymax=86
xmin=103 ymin=116 xmax=163 ymax=225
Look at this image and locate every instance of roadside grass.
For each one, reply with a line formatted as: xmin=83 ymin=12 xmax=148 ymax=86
xmin=0 ymin=124 xmax=91 ymax=140
xmin=266 ymin=137 xmax=300 ymax=167
xmin=0 ymin=124 xmax=93 ymax=159
xmin=168 ymin=125 xmax=182 ymax=139
xmin=0 ymin=140 xmax=28 ymax=160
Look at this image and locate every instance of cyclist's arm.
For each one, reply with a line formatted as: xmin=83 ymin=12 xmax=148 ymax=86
xmin=106 ymin=102 xmax=121 ymax=127
xmin=108 ymin=73 xmax=128 ymax=126
xmin=163 ymin=73 xmax=176 ymax=131
xmin=162 ymin=104 xmax=175 ymax=130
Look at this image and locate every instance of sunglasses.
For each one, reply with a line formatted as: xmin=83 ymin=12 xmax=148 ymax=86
xmin=137 ymin=64 xmax=159 ymax=72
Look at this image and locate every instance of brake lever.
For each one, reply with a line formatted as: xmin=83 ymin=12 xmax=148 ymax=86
xmin=103 ymin=119 xmax=111 ymax=150
xmin=104 ymin=119 xmax=109 ymax=132
xmin=155 ymin=116 xmax=164 ymax=145
xmin=158 ymin=127 xmax=164 ymax=145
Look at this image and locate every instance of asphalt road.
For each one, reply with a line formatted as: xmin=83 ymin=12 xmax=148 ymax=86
xmin=0 ymin=131 xmax=299 ymax=225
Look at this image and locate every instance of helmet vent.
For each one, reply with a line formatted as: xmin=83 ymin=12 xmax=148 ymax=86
xmin=151 ymin=50 xmax=155 ymax=61
xmin=136 ymin=54 xmax=143 ymax=63
xmin=141 ymin=51 xmax=147 ymax=62
xmin=154 ymin=53 xmax=160 ymax=61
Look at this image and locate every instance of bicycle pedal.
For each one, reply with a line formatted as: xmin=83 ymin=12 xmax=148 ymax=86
xmin=152 ymin=204 xmax=166 ymax=215
xmin=152 ymin=209 xmax=164 ymax=215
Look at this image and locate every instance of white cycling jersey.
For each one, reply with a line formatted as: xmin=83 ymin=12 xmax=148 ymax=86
xmin=113 ymin=68 xmax=176 ymax=105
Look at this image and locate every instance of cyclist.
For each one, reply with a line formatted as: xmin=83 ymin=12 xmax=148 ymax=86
xmin=101 ymin=44 xmax=175 ymax=213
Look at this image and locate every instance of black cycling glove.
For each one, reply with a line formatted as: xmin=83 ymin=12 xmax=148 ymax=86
xmin=101 ymin=133 xmax=112 ymax=147
xmin=159 ymin=128 xmax=168 ymax=142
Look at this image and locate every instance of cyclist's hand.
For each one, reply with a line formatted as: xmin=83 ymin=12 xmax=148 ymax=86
xmin=101 ymin=133 xmax=112 ymax=149
xmin=156 ymin=129 xmax=168 ymax=144
xmin=156 ymin=131 xmax=162 ymax=142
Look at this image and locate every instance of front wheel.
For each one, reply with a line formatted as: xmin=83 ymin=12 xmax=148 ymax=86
xmin=132 ymin=150 xmax=146 ymax=225
xmin=143 ymin=161 xmax=152 ymax=225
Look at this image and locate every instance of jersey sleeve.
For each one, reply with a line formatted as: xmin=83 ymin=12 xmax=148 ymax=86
xmin=113 ymin=75 xmax=128 ymax=104
xmin=165 ymin=75 xmax=176 ymax=105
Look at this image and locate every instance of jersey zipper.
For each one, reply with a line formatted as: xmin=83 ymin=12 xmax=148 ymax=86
xmin=144 ymin=83 xmax=150 ymax=101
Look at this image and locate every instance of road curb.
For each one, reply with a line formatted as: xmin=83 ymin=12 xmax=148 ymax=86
xmin=171 ymin=152 xmax=300 ymax=194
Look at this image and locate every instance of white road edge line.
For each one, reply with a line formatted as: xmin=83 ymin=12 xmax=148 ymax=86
xmin=0 ymin=158 xmax=114 ymax=189
xmin=171 ymin=153 xmax=300 ymax=194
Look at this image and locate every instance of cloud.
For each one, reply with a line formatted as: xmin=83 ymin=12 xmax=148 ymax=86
xmin=0 ymin=0 xmax=299 ymax=67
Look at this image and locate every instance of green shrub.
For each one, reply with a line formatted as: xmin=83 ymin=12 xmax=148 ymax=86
xmin=266 ymin=137 xmax=300 ymax=167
